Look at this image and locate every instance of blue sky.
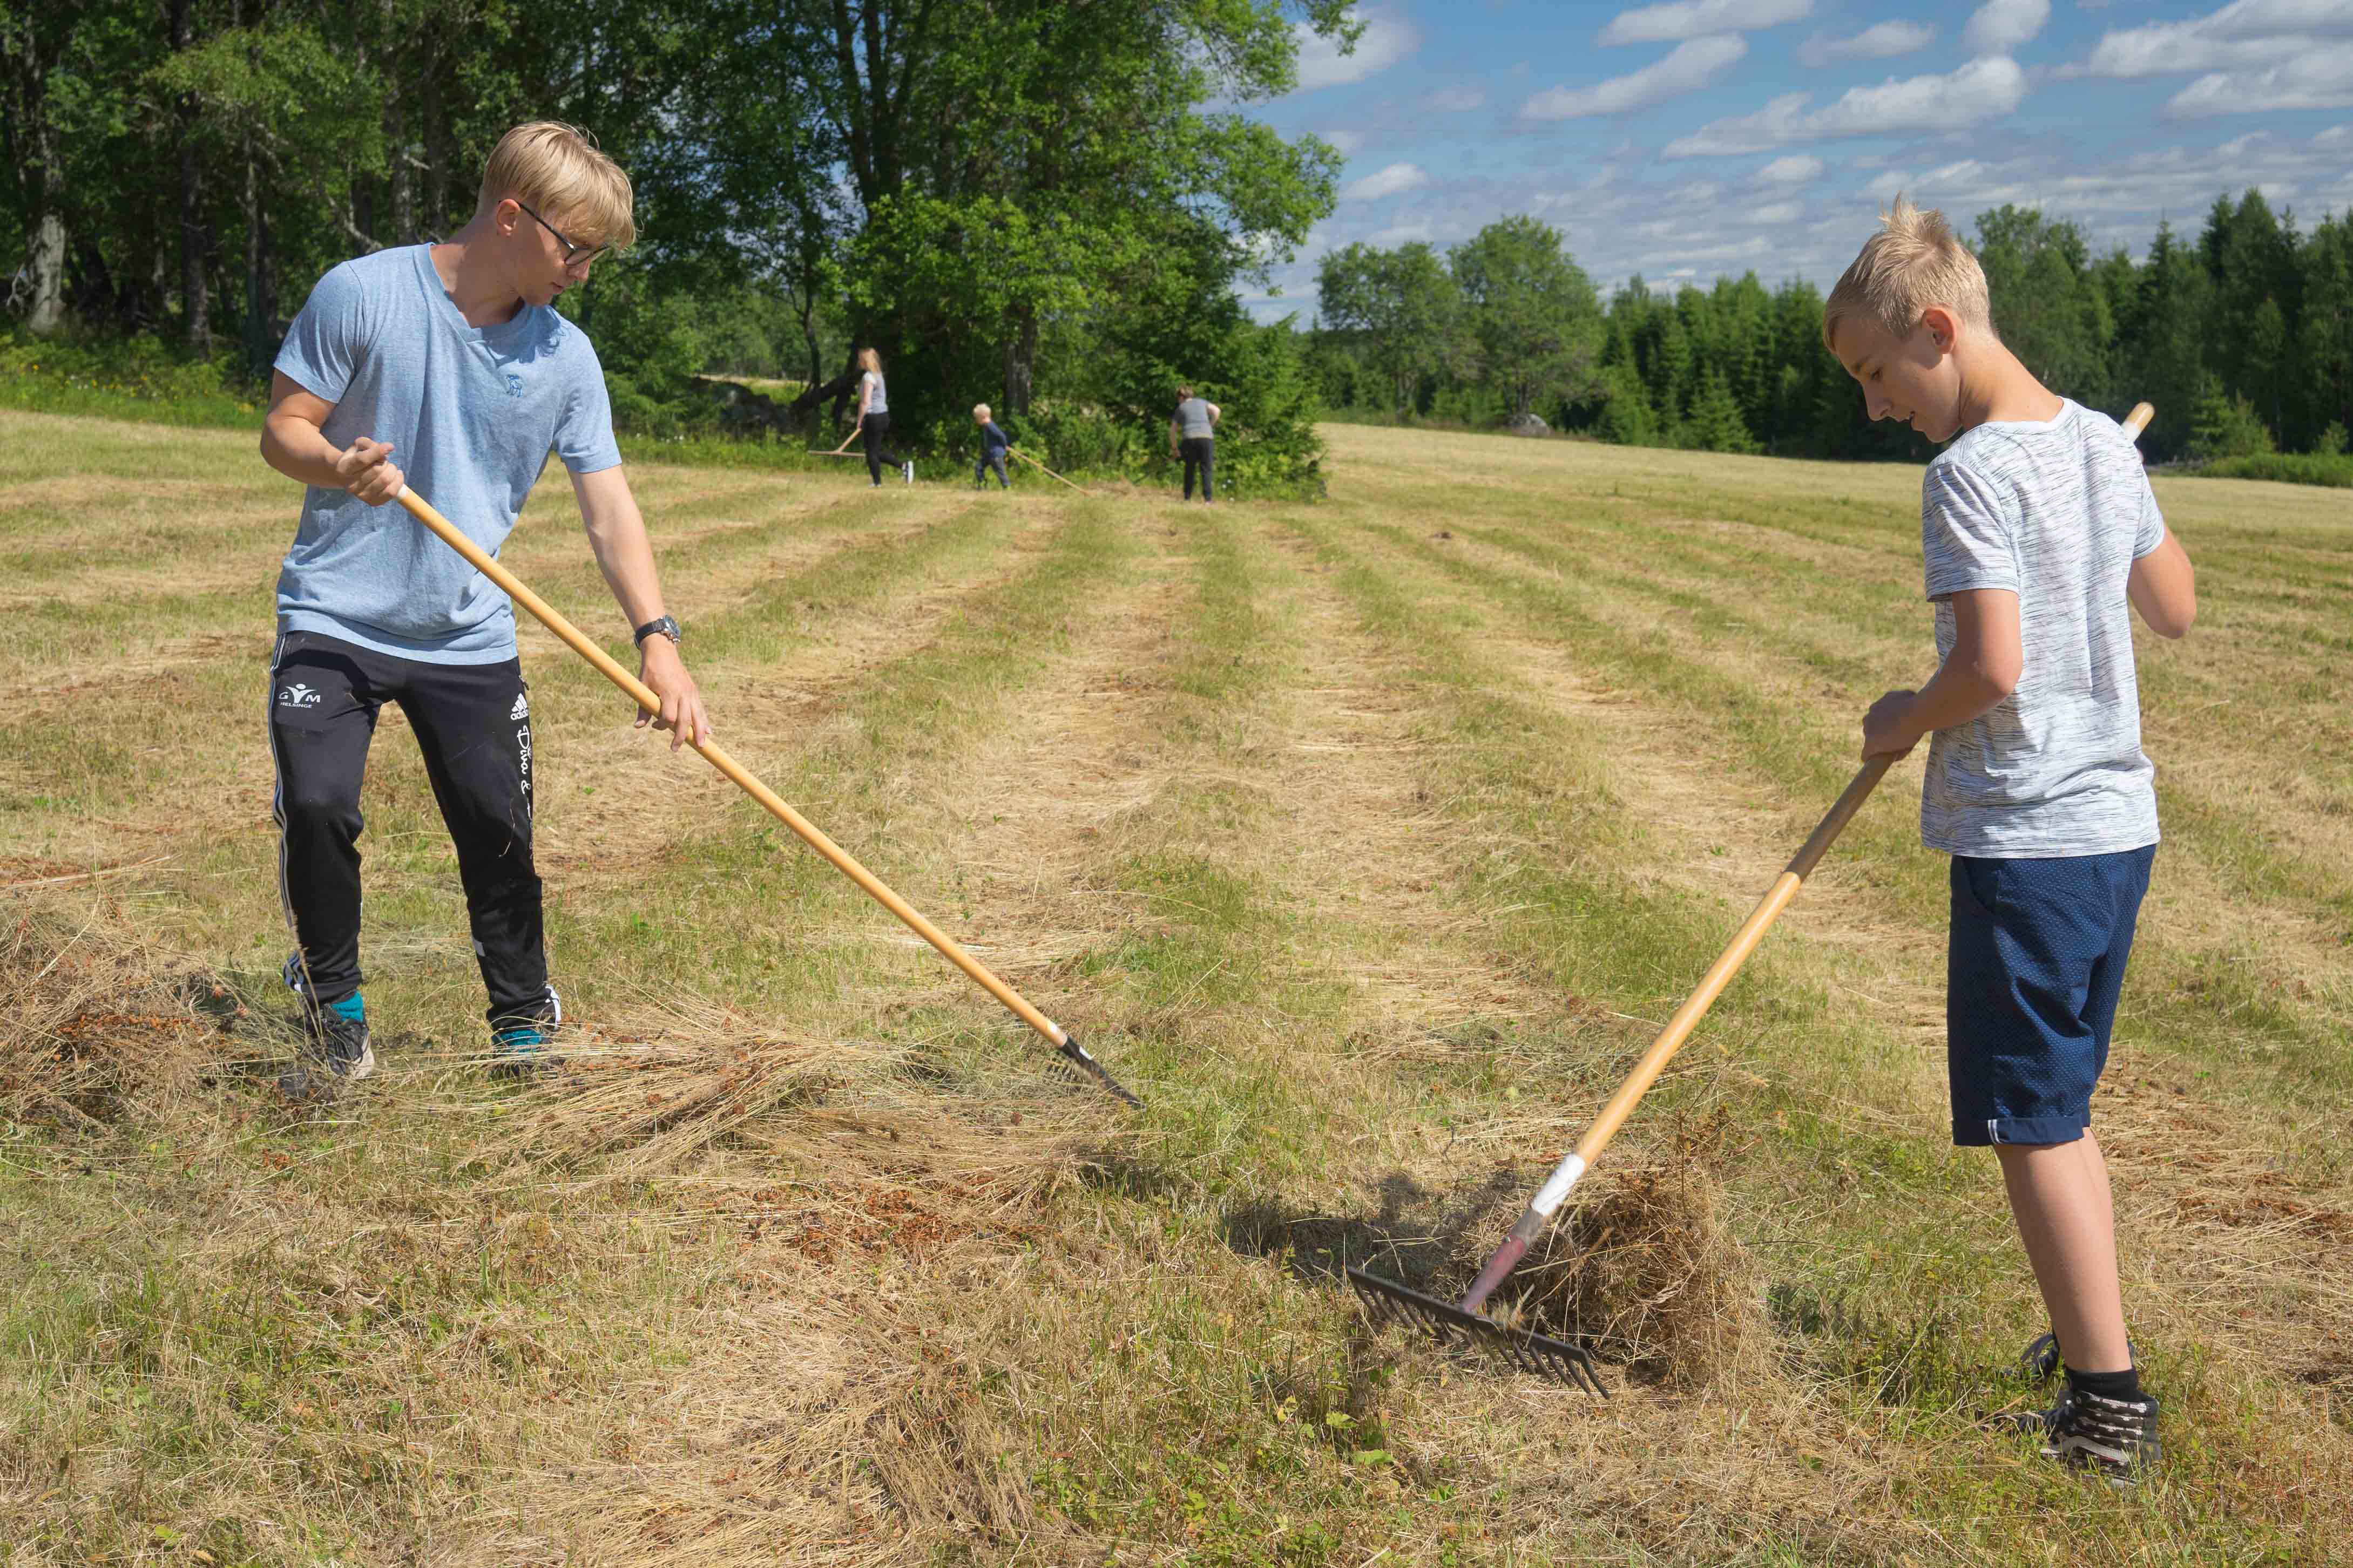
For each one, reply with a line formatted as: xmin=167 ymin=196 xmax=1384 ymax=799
xmin=1235 ymin=0 xmax=2353 ymax=318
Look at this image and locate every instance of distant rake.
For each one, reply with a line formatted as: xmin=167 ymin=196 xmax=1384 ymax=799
xmin=388 ymin=484 xmax=1142 ymax=1108
xmin=1350 ymin=399 xmax=2159 ymax=1391
xmin=1011 ymin=448 xmax=1088 ymax=493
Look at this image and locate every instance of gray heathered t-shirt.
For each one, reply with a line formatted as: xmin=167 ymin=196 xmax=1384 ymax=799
xmin=861 ymin=369 xmax=888 ymax=415
xmin=1919 ymin=399 xmax=2167 ymax=859
xmin=1174 ymin=397 xmax=1215 ymax=438
xmin=273 ymin=245 xmax=622 ymax=663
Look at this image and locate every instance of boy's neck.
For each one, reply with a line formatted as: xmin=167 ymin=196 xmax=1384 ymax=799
xmin=429 ymin=219 xmax=525 ymax=329
xmin=1953 ymin=340 xmax=2063 ymax=433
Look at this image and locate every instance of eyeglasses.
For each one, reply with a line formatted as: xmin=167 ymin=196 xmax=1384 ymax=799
xmin=513 ymin=200 xmax=612 ymax=269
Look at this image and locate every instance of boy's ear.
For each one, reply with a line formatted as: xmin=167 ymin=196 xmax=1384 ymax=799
xmin=1920 ymin=305 xmax=1962 ymax=355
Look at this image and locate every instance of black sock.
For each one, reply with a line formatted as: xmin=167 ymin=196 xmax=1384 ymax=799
xmin=2066 ymin=1364 xmax=2145 ymax=1403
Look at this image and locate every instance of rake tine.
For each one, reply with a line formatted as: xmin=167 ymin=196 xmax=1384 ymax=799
xmin=1344 ymin=1267 xmax=1607 ymax=1394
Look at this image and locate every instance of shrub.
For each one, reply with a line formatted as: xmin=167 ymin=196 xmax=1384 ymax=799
xmin=2192 ymin=451 xmax=2353 ymax=488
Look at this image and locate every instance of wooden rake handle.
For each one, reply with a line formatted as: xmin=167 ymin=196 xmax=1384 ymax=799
xmin=1010 ymin=449 xmax=1087 ymax=494
xmin=390 ymin=485 xmax=1139 ymax=1104
xmin=1463 ymin=757 xmax=1892 ymax=1309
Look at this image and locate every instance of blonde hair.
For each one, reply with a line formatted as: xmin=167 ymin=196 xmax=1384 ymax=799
xmin=480 ymin=122 xmax=635 ymax=248
xmin=972 ymin=403 xmax=991 ymax=419
xmin=858 ymin=348 xmax=883 ymax=375
xmin=1822 ymin=195 xmax=1990 ymax=353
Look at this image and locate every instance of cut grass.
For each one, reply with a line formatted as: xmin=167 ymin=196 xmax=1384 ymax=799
xmin=2 ymin=412 xmax=2349 ymax=1564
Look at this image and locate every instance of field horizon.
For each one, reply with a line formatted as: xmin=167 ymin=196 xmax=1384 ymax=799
xmin=4 ymin=409 xmax=2349 ymax=1565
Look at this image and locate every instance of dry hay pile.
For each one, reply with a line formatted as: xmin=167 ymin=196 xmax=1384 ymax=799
xmin=0 ymin=897 xmax=253 ymax=1130
xmin=1446 ymin=1122 xmax=1761 ymax=1389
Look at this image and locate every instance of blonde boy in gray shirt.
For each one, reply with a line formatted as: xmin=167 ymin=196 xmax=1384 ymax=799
xmin=1826 ymin=198 xmax=2198 ymax=1484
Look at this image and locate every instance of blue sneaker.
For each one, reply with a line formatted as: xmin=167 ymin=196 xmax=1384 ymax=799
xmin=279 ymin=982 xmax=374 ymax=1102
xmin=488 ymin=1020 xmax=558 ymax=1077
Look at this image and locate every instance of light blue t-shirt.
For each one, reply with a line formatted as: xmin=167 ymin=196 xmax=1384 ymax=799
xmin=1919 ymin=399 xmax=2166 ymax=858
xmin=273 ymin=245 xmax=623 ymax=663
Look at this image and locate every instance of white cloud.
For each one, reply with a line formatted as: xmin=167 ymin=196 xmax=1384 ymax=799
xmin=1426 ymin=85 xmax=1487 ymax=111
xmin=1249 ymin=108 xmax=2353 ymax=327
xmin=1743 ymin=201 xmax=1803 ymax=224
xmin=2071 ymin=0 xmax=2353 ymax=78
xmin=1342 ymin=162 xmax=1434 ymax=200
xmin=1291 ymin=8 xmax=1421 ymax=92
xmin=1319 ymin=129 xmax=1365 ymax=155
xmin=1797 ymin=21 xmax=1935 ymax=66
xmin=1521 ymin=34 xmax=1748 ymax=119
xmin=2166 ymin=51 xmax=2353 ymax=114
xmin=1964 ymin=0 xmax=2050 ymax=56
xmin=1597 ymin=0 xmax=1809 ymax=45
xmin=1665 ymin=56 xmax=2030 ymax=155
xmin=1759 ymin=154 xmax=1825 ymax=184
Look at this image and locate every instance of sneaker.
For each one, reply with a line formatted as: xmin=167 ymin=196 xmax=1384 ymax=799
xmin=487 ymin=1020 xmax=558 ymax=1078
xmin=2042 ymin=1389 xmax=2161 ymax=1484
xmin=1988 ymin=1391 xmax=2066 ymax=1438
xmin=903 ymin=459 xmax=914 ymax=485
xmin=279 ymin=1003 xmax=374 ymax=1102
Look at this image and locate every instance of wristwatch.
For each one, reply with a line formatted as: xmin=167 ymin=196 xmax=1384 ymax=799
xmin=632 ymin=614 xmax=682 ymax=647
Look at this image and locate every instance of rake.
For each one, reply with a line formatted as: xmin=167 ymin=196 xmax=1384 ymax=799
xmin=389 ymin=484 xmax=1141 ymax=1107
xmin=1347 ymin=757 xmax=1893 ymax=1391
xmin=1011 ymin=448 xmax=1087 ymax=494
xmin=1349 ymin=399 xmax=2160 ymax=1390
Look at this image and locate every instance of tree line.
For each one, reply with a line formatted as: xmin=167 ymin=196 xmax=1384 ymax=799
xmin=1308 ymin=192 xmax=2353 ymax=465
xmin=0 ymin=0 xmax=1354 ymax=487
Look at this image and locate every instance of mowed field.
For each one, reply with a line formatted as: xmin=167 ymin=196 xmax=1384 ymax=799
xmin=3 ymin=409 xmax=2349 ymax=1565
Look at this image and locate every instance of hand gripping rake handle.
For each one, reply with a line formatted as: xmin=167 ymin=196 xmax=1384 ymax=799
xmin=1460 ymin=755 xmax=1893 ymax=1311
xmin=390 ymin=484 xmax=1140 ymax=1107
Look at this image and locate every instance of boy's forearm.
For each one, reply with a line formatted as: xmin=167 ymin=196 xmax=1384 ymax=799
xmin=261 ymin=415 xmax=349 ymax=490
xmin=579 ymin=494 xmax=668 ymax=629
xmin=1896 ymin=656 xmax=2012 ymax=742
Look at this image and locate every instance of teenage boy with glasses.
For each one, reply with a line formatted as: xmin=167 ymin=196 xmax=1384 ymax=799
xmin=259 ymin=120 xmax=711 ymax=1099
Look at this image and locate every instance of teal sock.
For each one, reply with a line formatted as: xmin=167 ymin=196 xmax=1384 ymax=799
xmin=327 ymin=992 xmax=365 ymax=1024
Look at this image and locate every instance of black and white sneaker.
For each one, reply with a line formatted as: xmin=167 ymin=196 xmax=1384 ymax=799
xmin=279 ymin=1009 xmax=375 ymax=1102
xmin=278 ymin=958 xmax=375 ymax=1101
xmin=2040 ymin=1390 xmax=2161 ymax=1484
xmin=902 ymin=459 xmax=915 ymax=485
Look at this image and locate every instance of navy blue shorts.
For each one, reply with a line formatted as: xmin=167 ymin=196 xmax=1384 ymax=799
xmin=1946 ymin=845 xmax=2155 ymax=1148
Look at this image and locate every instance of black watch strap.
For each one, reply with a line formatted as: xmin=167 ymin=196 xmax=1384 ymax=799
xmin=633 ymin=614 xmax=681 ymax=646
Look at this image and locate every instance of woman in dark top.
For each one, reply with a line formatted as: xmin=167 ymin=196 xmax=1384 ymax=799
xmin=1169 ymin=384 xmax=1221 ymax=503
xmin=831 ymin=347 xmax=912 ymax=486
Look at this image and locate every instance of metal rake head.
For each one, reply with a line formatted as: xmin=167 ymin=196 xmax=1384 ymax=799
xmin=1054 ymin=1034 xmax=1143 ymax=1107
xmin=1346 ymin=1266 xmax=1608 ymax=1395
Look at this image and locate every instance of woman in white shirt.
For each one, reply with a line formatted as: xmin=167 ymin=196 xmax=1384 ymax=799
xmin=835 ymin=347 xmax=913 ymax=485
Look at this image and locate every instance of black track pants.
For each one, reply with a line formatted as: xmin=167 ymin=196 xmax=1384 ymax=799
xmin=267 ymin=630 xmax=555 ymax=1029
xmin=861 ymin=411 xmax=903 ymax=484
xmin=1180 ymin=436 xmax=1215 ymax=501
